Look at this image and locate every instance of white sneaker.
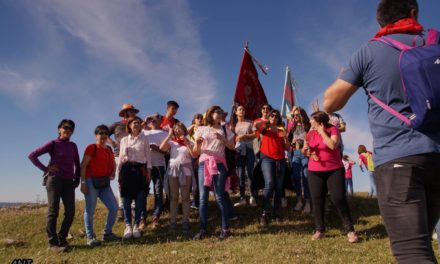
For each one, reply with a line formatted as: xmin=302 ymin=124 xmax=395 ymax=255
xmin=281 ymin=198 xmax=287 ymax=208
xmin=249 ymin=196 xmax=257 ymax=207
xmin=133 ymin=224 xmax=141 ymax=238
xmin=234 ymin=198 xmax=247 ymax=207
xmin=123 ymin=224 xmax=133 ymax=239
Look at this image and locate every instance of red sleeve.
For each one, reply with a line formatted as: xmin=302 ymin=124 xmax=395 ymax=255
xmin=84 ymin=144 xmax=95 ymax=157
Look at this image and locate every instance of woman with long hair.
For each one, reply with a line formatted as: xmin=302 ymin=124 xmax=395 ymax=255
xmin=230 ymin=105 xmax=257 ymax=207
xmin=357 ymin=145 xmax=376 ymax=197
xmin=255 ymin=109 xmax=290 ymax=225
xmin=193 ymin=106 xmax=235 ymax=240
xmin=303 ymin=111 xmax=358 ymax=243
xmin=287 ymin=106 xmax=312 ymax=214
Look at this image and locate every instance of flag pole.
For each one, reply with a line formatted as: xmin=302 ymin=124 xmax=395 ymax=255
xmin=281 ymin=65 xmax=289 ymax=119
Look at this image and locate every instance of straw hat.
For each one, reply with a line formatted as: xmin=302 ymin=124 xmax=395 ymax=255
xmin=118 ymin=103 xmax=139 ymax=117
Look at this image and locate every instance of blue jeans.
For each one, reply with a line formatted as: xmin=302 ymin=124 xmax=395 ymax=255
xmin=198 ymin=162 xmax=230 ymax=231
xmin=367 ymin=170 xmax=376 ymax=197
xmin=122 ymin=190 xmax=145 ymax=226
xmin=152 ymin=166 xmax=165 ymax=218
xmin=261 ymin=154 xmax=285 ymax=217
xmin=290 ymin=150 xmax=310 ymax=199
xmin=345 ymin=178 xmax=354 ymax=195
xmin=84 ymin=179 xmax=118 ymax=238
xmin=237 ymin=146 xmax=256 ymax=198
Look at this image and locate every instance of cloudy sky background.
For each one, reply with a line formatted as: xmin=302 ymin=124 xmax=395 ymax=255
xmin=1 ymin=0 xmax=439 ymax=202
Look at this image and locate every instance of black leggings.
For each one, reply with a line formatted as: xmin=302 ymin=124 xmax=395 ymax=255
xmin=308 ymin=167 xmax=354 ymax=233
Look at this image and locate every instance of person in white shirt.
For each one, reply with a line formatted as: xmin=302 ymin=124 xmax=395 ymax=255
xmin=160 ymin=122 xmax=197 ymax=233
xmin=117 ymin=116 xmax=152 ymax=239
xmin=143 ymin=113 xmax=168 ymax=229
xmin=193 ymin=106 xmax=235 ymax=240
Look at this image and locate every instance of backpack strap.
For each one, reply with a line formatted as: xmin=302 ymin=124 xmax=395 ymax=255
xmin=367 ymin=91 xmax=411 ymax=126
xmin=371 ymin=37 xmax=412 ymax=51
xmin=427 ymin=28 xmax=440 ymax=45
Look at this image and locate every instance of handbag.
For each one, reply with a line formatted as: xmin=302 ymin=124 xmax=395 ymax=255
xmin=92 ymin=176 xmax=110 ymax=189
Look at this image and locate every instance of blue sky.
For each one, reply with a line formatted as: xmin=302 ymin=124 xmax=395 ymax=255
xmin=1 ymin=0 xmax=439 ymax=202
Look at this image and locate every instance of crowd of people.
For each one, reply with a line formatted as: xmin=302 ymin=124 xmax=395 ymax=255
xmin=27 ymin=0 xmax=440 ymax=263
xmin=29 ymin=100 xmax=366 ymax=250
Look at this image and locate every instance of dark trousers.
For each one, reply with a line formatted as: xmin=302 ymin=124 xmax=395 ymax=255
xmin=152 ymin=166 xmax=165 ymax=218
xmin=308 ymin=168 xmax=354 ymax=233
xmin=191 ymin=158 xmax=200 ymax=208
xmin=375 ymin=153 xmax=440 ymax=264
xmin=46 ymin=176 xmax=75 ymax=246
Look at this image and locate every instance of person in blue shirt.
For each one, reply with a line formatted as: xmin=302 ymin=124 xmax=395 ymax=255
xmin=323 ymin=0 xmax=440 ymax=262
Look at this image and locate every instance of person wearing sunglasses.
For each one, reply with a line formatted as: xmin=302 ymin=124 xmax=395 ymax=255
xmin=287 ymin=106 xmax=312 ymax=214
xmin=193 ymin=106 xmax=235 ymax=240
xmin=254 ymin=110 xmax=290 ymax=225
xmin=80 ymin=125 xmax=120 ymax=246
xmin=230 ymin=105 xmax=257 ymax=207
xmin=117 ymin=116 xmax=152 ymax=239
xmin=28 ymin=119 xmax=80 ymax=252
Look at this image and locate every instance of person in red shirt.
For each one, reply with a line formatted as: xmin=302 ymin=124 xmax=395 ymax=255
xmin=303 ymin=111 xmax=358 ymax=243
xmin=160 ymin=100 xmax=180 ymax=131
xmin=255 ymin=109 xmax=289 ymax=225
xmin=80 ymin=125 xmax=120 ymax=246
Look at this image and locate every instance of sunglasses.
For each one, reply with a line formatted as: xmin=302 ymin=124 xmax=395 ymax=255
xmin=62 ymin=126 xmax=73 ymax=131
xmin=270 ymin=114 xmax=280 ymax=118
xmin=213 ymin=109 xmax=223 ymax=114
xmin=98 ymin=131 xmax=109 ymax=136
xmin=262 ymin=106 xmax=270 ymax=110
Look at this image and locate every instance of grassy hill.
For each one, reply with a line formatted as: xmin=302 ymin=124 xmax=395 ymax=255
xmin=0 ymin=193 xmax=438 ymax=263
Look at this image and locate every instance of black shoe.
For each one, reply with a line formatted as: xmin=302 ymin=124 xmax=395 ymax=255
xmin=193 ymin=230 xmax=207 ymax=240
xmin=218 ymin=230 xmax=231 ymax=241
xmin=103 ymin=233 xmax=121 ymax=242
xmin=58 ymin=238 xmax=69 ymax=247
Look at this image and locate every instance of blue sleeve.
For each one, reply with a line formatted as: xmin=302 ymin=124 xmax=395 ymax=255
xmin=338 ymin=44 xmax=370 ymax=87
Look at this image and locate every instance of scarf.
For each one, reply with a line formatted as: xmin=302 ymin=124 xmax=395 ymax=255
xmin=375 ymin=18 xmax=423 ymax=38
xmin=171 ymin=137 xmax=186 ymax=146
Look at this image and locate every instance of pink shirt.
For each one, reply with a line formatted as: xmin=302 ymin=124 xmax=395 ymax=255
xmin=342 ymin=160 xmax=355 ymax=179
xmin=306 ymin=126 xmax=343 ymax=171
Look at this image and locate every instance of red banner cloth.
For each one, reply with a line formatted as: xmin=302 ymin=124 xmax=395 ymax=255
xmin=233 ymin=49 xmax=268 ymax=121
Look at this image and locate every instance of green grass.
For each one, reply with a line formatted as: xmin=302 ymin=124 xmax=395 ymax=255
xmin=0 ymin=193 xmax=438 ymax=263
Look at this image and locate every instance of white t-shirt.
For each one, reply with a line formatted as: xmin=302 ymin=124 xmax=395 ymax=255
xmin=143 ymin=129 xmax=168 ymax=167
xmin=194 ymin=126 xmax=234 ymax=158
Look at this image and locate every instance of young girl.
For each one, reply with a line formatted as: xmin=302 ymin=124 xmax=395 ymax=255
xmin=160 ymin=122 xmax=197 ymax=233
xmin=342 ymin=155 xmax=355 ymax=196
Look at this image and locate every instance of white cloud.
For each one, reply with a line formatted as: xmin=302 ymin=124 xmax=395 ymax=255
xmin=7 ymin=0 xmax=217 ymax=117
xmin=0 ymin=69 xmax=49 ymax=110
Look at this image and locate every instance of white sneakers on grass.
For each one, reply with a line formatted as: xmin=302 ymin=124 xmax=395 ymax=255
xmin=133 ymin=224 xmax=141 ymax=238
xmin=123 ymin=224 xmax=133 ymax=239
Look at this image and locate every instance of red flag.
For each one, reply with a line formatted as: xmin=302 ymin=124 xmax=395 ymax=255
xmin=233 ymin=48 xmax=268 ymax=121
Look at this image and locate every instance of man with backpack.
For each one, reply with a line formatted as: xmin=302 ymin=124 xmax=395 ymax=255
xmin=323 ymin=0 xmax=440 ymax=262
